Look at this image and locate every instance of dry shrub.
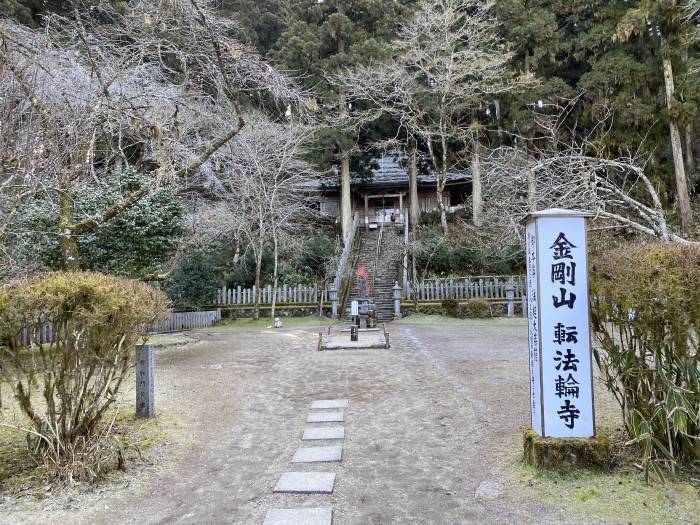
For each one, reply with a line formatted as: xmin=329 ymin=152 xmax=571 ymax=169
xmin=590 ymin=243 xmax=700 ymax=479
xmin=461 ymin=299 xmax=492 ymax=319
xmin=441 ymin=299 xmax=461 ymax=318
xmin=0 ymin=272 xmax=167 ymax=481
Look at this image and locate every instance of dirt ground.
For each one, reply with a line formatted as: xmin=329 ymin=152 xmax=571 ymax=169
xmin=1 ymin=316 xmax=698 ymax=525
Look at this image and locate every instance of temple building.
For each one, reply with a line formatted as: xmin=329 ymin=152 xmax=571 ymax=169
xmin=315 ymin=154 xmax=471 ymax=231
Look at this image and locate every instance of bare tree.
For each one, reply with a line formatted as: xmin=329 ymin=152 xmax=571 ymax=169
xmin=0 ymin=0 xmax=302 ymax=275
xmin=335 ymin=0 xmax=525 ymax=234
xmin=482 ymin=103 xmax=695 ymax=246
xmin=195 ymin=116 xmax=321 ymax=319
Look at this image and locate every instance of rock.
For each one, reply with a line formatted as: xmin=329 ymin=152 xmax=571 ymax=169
xmin=475 ymin=481 xmax=501 ymax=501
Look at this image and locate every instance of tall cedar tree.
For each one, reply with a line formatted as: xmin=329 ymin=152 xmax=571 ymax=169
xmin=269 ymin=0 xmax=418 ymax=241
xmin=493 ymin=0 xmax=698 ymax=234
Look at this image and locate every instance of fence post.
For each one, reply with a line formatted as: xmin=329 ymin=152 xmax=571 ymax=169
xmin=393 ymin=281 xmax=401 ymax=318
xmin=506 ymin=279 xmax=515 ymax=318
xmin=329 ymin=286 xmax=338 ymax=318
xmin=135 ymin=343 xmax=155 ymax=418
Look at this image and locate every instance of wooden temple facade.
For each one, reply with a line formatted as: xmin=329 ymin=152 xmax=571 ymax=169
xmin=316 ymin=154 xmax=471 ymax=229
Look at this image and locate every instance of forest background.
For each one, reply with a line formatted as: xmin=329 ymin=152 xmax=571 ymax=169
xmin=2 ymin=0 xmax=699 ymax=308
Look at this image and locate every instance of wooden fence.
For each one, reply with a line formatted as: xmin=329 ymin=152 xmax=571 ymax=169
xmin=405 ymin=275 xmax=526 ymax=302
xmin=147 ymin=309 xmax=222 ymax=333
xmin=18 ymin=309 xmax=223 ymax=345
xmin=217 ymin=284 xmax=327 ymax=306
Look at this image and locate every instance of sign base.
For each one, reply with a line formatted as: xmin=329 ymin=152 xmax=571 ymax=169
xmin=523 ymin=429 xmax=612 ymax=471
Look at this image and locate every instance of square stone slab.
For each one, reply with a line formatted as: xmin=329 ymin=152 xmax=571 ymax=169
xmin=303 ymin=427 xmax=345 ymax=441
xmin=274 ymin=472 xmax=336 ymax=494
xmin=263 ymin=507 xmax=332 ymax=525
xmin=310 ymin=399 xmax=349 ymax=409
xmin=307 ymin=411 xmax=344 ymax=423
xmin=292 ymin=445 xmax=343 ymax=463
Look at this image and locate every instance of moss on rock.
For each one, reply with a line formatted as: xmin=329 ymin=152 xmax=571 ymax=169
xmin=523 ymin=429 xmax=613 ymax=470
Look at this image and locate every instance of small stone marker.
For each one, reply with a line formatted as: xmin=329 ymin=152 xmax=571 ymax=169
xmin=307 ymin=411 xmax=344 ymax=423
xmin=135 ymin=343 xmax=155 ymax=418
xmin=263 ymin=507 xmax=332 ymax=525
xmin=311 ymin=399 xmax=349 ymax=409
xmin=274 ymin=472 xmax=336 ymax=494
xmin=292 ymin=445 xmax=343 ymax=463
xmin=303 ymin=427 xmax=345 ymax=441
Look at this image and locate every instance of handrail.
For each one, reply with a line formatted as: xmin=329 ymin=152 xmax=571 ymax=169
xmin=402 ymin=212 xmax=409 ymax=294
xmin=372 ymin=210 xmax=385 ymax=295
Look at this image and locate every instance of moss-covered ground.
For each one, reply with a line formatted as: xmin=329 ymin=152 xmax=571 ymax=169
xmin=511 ymin=458 xmax=700 ymax=525
xmin=395 ymin=312 xmax=528 ymax=327
xmin=195 ymin=314 xmax=340 ymax=332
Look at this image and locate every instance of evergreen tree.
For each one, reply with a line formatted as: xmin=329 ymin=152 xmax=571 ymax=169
xmin=493 ymin=1 xmax=698 ymax=233
xmin=269 ymin=0 xmax=418 ymax=240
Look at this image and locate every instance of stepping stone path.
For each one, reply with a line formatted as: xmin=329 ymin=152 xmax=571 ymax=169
xmin=292 ymin=445 xmax=343 ymax=463
xmin=263 ymin=507 xmax=333 ymax=525
xmin=267 ymin=399 xmax=349 ymax=524
xmin=274 ymin=472 xmax=337 ymax=494
xmin=303 ymin=427 xmax=345 ymax=441
xmin=307 ymin=411 xmax=344 ymax=423
xmin=310 ymin=399 xmax=348 ymax=409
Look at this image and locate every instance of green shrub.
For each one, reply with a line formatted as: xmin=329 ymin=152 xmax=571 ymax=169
xmin=414 ymin=230 xmax=525 ymax=277
xmin=19 ymin=168 xmax=185 ymax=278
xmin=297 ymin=233 xmax=336 ymax=280
xmin=461 ymin=299 xmax=492 ymax=318
xmin=0 ymin=272 xmax=167 ymax=481
xmin=590 ymin=243 xmax=700 ymax=479
xmin=415 ymin=228 xmax=452 ymax=276
xmin=164 ymin=251 xmax=222 ymax=308
xmin=450 ymin=240 xmax=488 ymax=274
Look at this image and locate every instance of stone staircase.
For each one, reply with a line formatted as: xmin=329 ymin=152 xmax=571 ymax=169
xmin=344 ymin=226 xmax=403 ymax=322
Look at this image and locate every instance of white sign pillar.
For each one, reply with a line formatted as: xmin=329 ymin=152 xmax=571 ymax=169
xmin=525 ymin=209 xmax=595 ymax=438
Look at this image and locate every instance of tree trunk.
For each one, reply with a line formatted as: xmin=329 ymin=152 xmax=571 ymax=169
xmin=271 ymin=230 xmax=278 ymax=321
xmin=58 ymin=190 xmax=80 ymax=270
xmin=471 ymin=139 xmax=483 ymax=227
xmin=436 ymin=172 xmax=448 ymax=235
xmin=527 ymin=169 xmax=537 ymax=212
xmin=685 ymin=124 xmax=695 ymax=176
xmin=662 ymin=51 xmax=694 ymax=235
xmin=338 ymin=86 xmax=352 ymax=243
xmin=408 ymin=145 xmax=419 ymax=228
xmin=254 ymin=251 xmax=262 ymax=320
xmin=340 ymin=152 xmax=352 ymax=242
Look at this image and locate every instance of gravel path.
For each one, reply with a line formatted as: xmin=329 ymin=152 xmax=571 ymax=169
xmin=3 ymin=318 xmax=615 ymax=525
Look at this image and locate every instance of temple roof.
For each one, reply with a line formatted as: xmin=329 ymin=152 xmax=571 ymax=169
xmin=315 ymin=154 xmax=470 ymax=191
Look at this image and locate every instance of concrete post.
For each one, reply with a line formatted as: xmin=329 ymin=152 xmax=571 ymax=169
xmin=135 ymin=343 xmax=155 ymax=418
xmin=393 ymin=281 xmax=401 ymax=319
xmin=329 ymin=286 xmax=338 ymax=318
xmin=522 ymin=294 xmax=527 ymax=319
xmin=506 ymin=280 xmax=515 ymax=318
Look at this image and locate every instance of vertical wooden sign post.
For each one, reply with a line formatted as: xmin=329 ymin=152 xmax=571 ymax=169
xmin=525 ymin=209 xmax=594 ymax=438
xmin=136 ymin=343 xmax=155 ymax=418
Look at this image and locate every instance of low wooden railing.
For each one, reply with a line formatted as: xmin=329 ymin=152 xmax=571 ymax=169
xmin=18 ymin=309 xmax=223 ymax=345
xmin=217 ymin=284 xmax=327 ymax=306
xmin=405 ymin=275 xmax=525 ymax=302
